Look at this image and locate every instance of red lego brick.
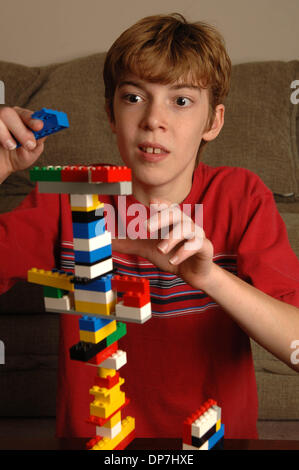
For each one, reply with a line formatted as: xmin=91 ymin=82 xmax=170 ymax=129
xmin=183 ymin=399 xmax=217 ymax=444
xmin=94 ymin=371 xmax=120 ymax=389
xmin=182 ymin=417 xmax=193 ymax=445
xmin=86 ymin=435 xmax=102 ymax=450
xmin=111 ymin=275 xmax=150 ymax=296
xmin=114 ymin=429 xmax=136 ymax=450
xmin=90 ymin=165 xmax=132 ymax=183
xmin=87 ymin=341 xmax=118 ymax=366
xmin=61 ymin=165 xmax=89 ymax=182
xmin=86 ymin=397 xmax=130 ymax=427
xmin=123 ymin=291 xmax=150 ymax=308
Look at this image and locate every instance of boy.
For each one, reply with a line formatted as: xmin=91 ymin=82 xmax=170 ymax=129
xmin=0 ymin=14 xmax=298 ymax=440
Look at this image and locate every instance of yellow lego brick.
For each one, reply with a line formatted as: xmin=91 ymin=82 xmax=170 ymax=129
xmin=79 ymin=320 xmax=116 ymax=344
xmin=103 ymin=411 xmax=121 ymax=429
xmin=90 ymin=416 xmax=135 ymax=450
xmin=98 ymin=367 xmax=116 ymax=378
xmin=89 ymin=378 xmax=125 ymax=419
xmin=75 ymin=299 xmax=116 ymax=316
xmin=216 ymin=418 xmax=221 ymax=432
xmin=90 ymin=391 xmax=126 ymax=419
xmin=89 ymin=377 xmax=125 ymax=404
xmin=28 ymin=268 xmax=74 ymax=291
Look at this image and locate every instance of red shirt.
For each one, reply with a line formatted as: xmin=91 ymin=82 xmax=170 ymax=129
xmin=1 ymin=162 xmax=299 ymax=439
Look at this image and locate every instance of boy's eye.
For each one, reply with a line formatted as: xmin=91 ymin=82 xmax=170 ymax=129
xmin=175 ymin=96 xmax=192 ymax=107
xmin=124 ymin=93 xmax=142 ymax=103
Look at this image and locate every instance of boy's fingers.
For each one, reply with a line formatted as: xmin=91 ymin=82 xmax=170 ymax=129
xmin=168 ymin=234 xmax=205 ymax=266
xmin=13 ymin=106 xmax=44 ymax=130
xmin=157 ymin=223 xmax=204 ymax=255
xmin=147 ymin=201 xmax=183 ymax=233
xmin=0 ymin=106 xmax=40 ymax=151
xmin=0 ymin=118 xmax=17 ymax=150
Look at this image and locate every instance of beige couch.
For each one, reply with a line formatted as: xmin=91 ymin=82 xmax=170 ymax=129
xmin=0 ymin=54 xmax=298 ymax=438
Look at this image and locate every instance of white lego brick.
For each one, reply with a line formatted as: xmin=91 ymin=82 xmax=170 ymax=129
xmin=191 ymin=408 xmax=217 ymax=438
xmin=38 ymin=181 xmax=132 ymax=195
xmin=74 ymin=288 xmax=116 ymax=304
xmin=70 ymin=194 xmax=98 ymax=208
xmin=73 ymin=231 xmax=112 ymax=252
xmin=115 ymin=301 xmax=152 ymax=322
xmin=74 ymin=257 xmax=113 ymax=279
xmin=212 ymin=404 xmax=221 ymax=421
xmin=98 ymin=350 xmax=127 ymax=370
xmin=96 ymin=421 xmax=122 ymax=439
xmin=44 ymin=295 xmax=71 ymax=311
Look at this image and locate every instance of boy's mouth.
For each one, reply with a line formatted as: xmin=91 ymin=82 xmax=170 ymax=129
xmin=138 ymin=143 xmax=170 ymax=155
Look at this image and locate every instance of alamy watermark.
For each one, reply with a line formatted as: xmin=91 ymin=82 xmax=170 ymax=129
xmin=290 ymin=339 xmax=299 ymax=365
xmin=0 ymin=340 xmax=4 ymax=365
xmin=290 ymin=80 xmax=299 ymax=105
xmin=97 ymin=199 xmax=204 ymax=249
xmin=0 ymin=80 xmax=4 ymax=104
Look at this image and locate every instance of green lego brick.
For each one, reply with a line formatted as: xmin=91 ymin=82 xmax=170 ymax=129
xmin=30 ymin=166 xmax=62 ymax=182
xmin=43 ymin=286 xmax=68 ymax=298
xmin=106 ymin=321 xmax=127 ymax=346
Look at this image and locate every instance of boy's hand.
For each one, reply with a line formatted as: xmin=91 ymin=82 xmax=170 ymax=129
xmin=0 ymin=106 xmax=47 ymax=182
xmin=112 ymin=198 xmax=215 ymax=291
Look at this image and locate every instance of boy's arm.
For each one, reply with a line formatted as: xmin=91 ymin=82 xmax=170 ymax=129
xmin=0 ymin=187 xmax=62 ymax=295
xmin=112 ymin=198 xmax=299 ymax=372
xmin=194 ymin=262 xmax=299 ymax=372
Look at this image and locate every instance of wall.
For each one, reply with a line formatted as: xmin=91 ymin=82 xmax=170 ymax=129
xmin=0 ymin=0 xmax=298 ymax=66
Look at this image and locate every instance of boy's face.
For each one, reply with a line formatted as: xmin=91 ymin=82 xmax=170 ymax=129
xmin=107 ymin=74 xmax=224 ymax=204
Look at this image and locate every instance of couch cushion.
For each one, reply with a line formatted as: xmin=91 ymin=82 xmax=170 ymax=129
xmin=251 ymin=340 xmax=299 ymax=420
xmin=0 ymin=60 xmax=45 ymax=106
xmin=202 ymin=61 xmax=299 ymax=197
xmin=279 ymin=211 xmax=299 ymax=257
xmin=25 ymin=54 xmax=121 ymax=168
xmin=0 ymin=313 xmax=59 ymax=417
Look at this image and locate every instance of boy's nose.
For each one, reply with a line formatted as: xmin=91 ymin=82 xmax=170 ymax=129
xmin=140 ymin=102 xmax=167 ymax=131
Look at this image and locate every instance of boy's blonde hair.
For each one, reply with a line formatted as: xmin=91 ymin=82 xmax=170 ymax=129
xmin=103 ymin=13 xmax=231 ymax=157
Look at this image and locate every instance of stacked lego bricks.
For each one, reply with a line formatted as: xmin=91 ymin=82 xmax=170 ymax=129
xmin=27 ymin=163 xmax=153 ymax=450
xmin=183 ymin=399 xmax=224 ymax=450
xmin=28 ymin=164 xmax=152 ymax=324
xmin=76 ymin=315 xmax=135 ymax=450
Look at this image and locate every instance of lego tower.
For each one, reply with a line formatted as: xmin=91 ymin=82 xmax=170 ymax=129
xmin=27 ymin=162 xmax=152 ymax=451
xmin=182 ymin=399 xmax=224 ymax=450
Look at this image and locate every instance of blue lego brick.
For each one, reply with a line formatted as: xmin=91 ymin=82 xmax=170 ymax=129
xmin=72 ymin=218 xmax=106 ymax=239
xmin=79 ymin=315 xmax=115 ymax=332
xmin=15 ymin=108 xmax=69 ymax=148
xmin=74 ymin=244 xmax=112 ymax=264
xmin=208 ymin=424 xmax=225 ymax=450
xmin=74 ymin=273 xmax=113 ymax=292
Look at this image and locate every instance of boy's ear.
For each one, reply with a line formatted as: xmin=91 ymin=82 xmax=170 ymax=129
xmin=105 ymin=102 xmax=116 ymax=134
xmin=202 ymin=104 xmax=225 ymax=142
